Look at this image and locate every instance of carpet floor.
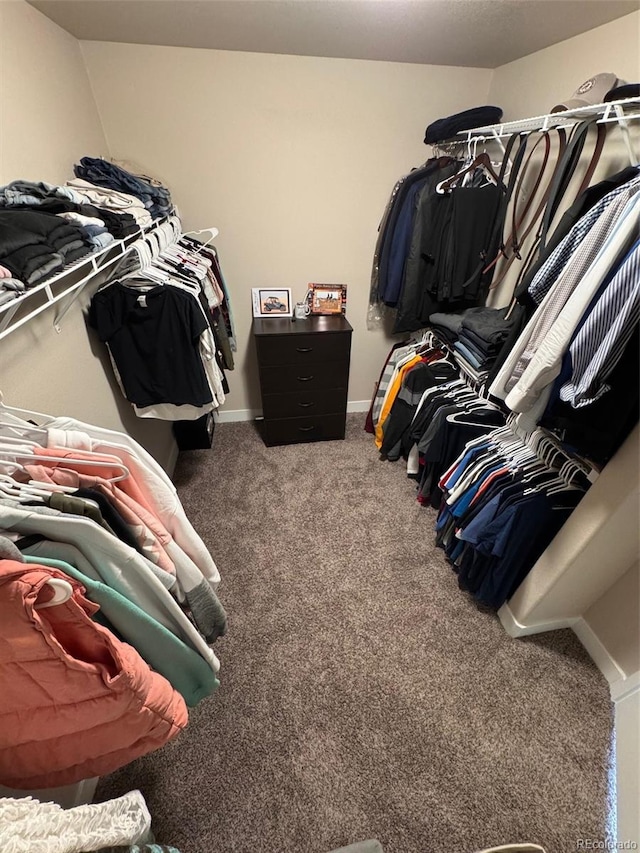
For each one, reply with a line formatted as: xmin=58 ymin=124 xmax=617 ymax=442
xmin=97 ymin=415 xmax=613 ymax=853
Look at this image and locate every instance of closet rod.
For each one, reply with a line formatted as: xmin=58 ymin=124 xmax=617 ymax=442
xmin=445 ymin=96 xmax=640 ymax=143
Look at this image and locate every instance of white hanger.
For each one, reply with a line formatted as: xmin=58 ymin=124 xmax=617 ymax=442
xmin=0 ymin=473 xmax=52 ymax=499
xmin=34 ymin=578 xmax=74 ymax=610
xmin=0 ymin=392 xmax=51 ymax=424
xmin=27 ymin=479 xmax=78 ymax=494
xmin=0 ymin=420 xmax=49 ymax=443
xmin=0 ymin=434 xmax=40 ymax=449
xmin=181 ymin=227 xmax=219 ymax=255
xmin=0 ymin=449 xmax=130 ymax=483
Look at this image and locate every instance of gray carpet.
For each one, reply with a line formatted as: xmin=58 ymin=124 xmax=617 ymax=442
xmin=97 ymin=415 xmax=614 ymax=853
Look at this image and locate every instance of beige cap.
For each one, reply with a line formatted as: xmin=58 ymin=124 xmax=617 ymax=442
xmin=551 ymin=72 xmax=621 ymax=113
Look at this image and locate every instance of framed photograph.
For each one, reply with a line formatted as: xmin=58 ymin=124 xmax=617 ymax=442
xmin=309 ymin=283 xmax=347 ymax=315
xmin=252 ymin=288 xmax=293 ymax=318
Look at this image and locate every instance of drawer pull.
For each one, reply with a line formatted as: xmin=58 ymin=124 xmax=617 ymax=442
xmin=296 ymin=375 xmax=314 ymax=382
xmin=296 ymin=347 xmax=313 ymax=353
xmin=298 ymin=401 xmax=315 ymax=408
xmin=299 ymin=425 xmax=316 ymax=432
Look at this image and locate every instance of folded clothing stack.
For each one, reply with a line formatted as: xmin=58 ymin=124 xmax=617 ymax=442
xmin=0 ymin=209 xmax=91 ymax=288
xmin=74 ymin=157 xmax=173 ymax=220
xmin=0 ymin=180 xmax=139 ymax=249
xmin=0 ymin=159 xmax=174 ymax=293
xmin=0 ymin=179 xmax=78 ymax=208
xmin=454 ymin=306 xmax=515 ymax=379
xmin=39 ymin=196 xmax=140 ymax=240
xmin=0 ymin=262 xmax=26 ymax=307
xmin=66 ymin=178 xmax=153 ymax=228
xmin=428 ymin=306 xmax=515 ymax=381
xmin=428 ymin=311 xmax=466 ymax=347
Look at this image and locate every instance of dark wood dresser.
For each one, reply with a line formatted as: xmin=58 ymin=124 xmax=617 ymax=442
xmin=253 ymin=315 xmax=353 ymax=446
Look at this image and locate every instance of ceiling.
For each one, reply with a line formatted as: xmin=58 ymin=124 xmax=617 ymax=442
xmin=29 ymin=0 xmax=639 ymax=69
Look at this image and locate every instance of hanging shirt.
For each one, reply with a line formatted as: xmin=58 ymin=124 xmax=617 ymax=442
xmin=490 ymin=192 xmax=640 ymax=420
xmin=559 ymin=239 xmax=640 ymax=408
xmin=503 ymin=188 xmax=640 ymax=395
xmin=527 ymin=175 xmax=640 ymax=305
xmin=22 ymin=555 xmax=218 ymax=708
xmin=374 ymin=354 xmax=423 ymax=448
xmin=90 ymin=282 xmax=213 ymax=409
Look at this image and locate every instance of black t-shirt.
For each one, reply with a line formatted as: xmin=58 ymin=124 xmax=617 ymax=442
xmin=90 ymin=282 xmax=212 ymax=408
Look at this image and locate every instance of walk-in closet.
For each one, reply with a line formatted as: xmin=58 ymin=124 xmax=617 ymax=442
xmin=1 ymin=1 xmax=639 ymax=851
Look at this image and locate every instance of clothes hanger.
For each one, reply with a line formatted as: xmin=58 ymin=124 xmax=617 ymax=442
xmin=0 ymin=434 xmax=41 ymax=449
xmin=0 ymin=473 xmax=53 ymax=500
xmin=27 ymin=479 xmax=79 ymax=495
xmin=34 ymin=578 xmax=74 ymax=610
xmin=0 ymin=392 xmax=51 ymax=424
xmin=0 ymin=420 xmax=49 ymax=443
xmin=0 ymin=449 xmax=131 ymax=483
xmin=439 ymin=152 xmax=504 ymax=193
xmin=180 ymin=227 xmax=219 ymax=256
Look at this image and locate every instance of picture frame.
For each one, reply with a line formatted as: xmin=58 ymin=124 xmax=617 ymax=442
xmin=252 ymin=288 xmax=293 ymax=318
xmin=309 ymin=283 xmax=347 ymax=315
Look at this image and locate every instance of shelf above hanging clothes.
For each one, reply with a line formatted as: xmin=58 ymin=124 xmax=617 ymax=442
xmin=444 ymin=96 xmax=640 ymax=155
xmin=0 ymin=219 xmax=170 ymax=343
xmin=448 ymin=96 xmax=640 ymax=140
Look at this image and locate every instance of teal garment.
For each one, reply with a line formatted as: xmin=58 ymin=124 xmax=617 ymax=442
xmin=24 ymin=555 xmax=219 ymax=707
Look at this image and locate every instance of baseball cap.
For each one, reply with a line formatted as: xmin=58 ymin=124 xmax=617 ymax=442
xmin=551 ymin=73 xmax=621 ymax=113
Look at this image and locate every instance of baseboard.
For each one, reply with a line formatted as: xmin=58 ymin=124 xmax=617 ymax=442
xmin=499 ymin=607 xmax=630 ymax=694
xmin=498 ymin=603 xmax=578 ymax=637
xmin=213 ymin=401 xmax=370 ymax=423
xmin=610 ymin=668 xmax=640 ymax=703
xmin=346 ymin=400 xmax=371 ymax=413
xmin=572 ymin=617 xmax=628 ymax=690
xmin=214 ymin=408 xmax=260 ymax=423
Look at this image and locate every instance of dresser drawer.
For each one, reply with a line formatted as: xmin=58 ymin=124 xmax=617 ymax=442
xmin=259 ymin=361 xmax=349 ymax=394
xmin=262 ymin=413 xmax=346 ymax=446
xmin=261 ymin=388 xmax=347 ymax=419
xmin=256 ymin=331 xmax=351 ymax=366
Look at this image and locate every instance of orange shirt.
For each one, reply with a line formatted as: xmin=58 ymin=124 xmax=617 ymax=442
xmin=374 ymin=355 xmax=422 ymax=449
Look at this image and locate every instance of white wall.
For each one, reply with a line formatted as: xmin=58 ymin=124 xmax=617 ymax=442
xmin=585 ymin=562 xmax=640 ymax=680
xmin=0 ymin=1 xmax=176 ymax=468
xmin=0 ymin=0 xmax=106 ymax=184
xmin=615 ymin=683 xmax=640 ymax=844
xmin=488 ymin=12 xmax=640 ymax=121
xmin=80 ymin=41 xmax=492 ymax=414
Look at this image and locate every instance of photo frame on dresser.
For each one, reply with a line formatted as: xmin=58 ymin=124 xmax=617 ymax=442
xmin=252 ymin=288 xmax=293 ymax=318
xmin=309 ymin=283 xmax=347 ymax=315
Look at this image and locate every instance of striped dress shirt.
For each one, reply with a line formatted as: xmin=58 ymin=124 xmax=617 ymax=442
xmin=504 ymin=185 xmax=640 ymax=393
xmin=503 ymin=192 xmax=640 ymax=417
xmin=559 ymin=239 xmax=640 ymax=408
xmin=528 ymin=174 xmax=640 ymax=305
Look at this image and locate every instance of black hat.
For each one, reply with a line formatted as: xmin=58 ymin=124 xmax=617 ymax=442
xmin=604 ymin=83 xmax=640 ymax=102
xmin=424 ymin=106 xmax=503 ymax=144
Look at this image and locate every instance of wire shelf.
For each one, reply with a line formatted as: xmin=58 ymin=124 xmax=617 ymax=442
xmin=444 ymin=97 xmax=640 ymax=144
xmin=0 ymin=220 xmax=168 ymax=343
